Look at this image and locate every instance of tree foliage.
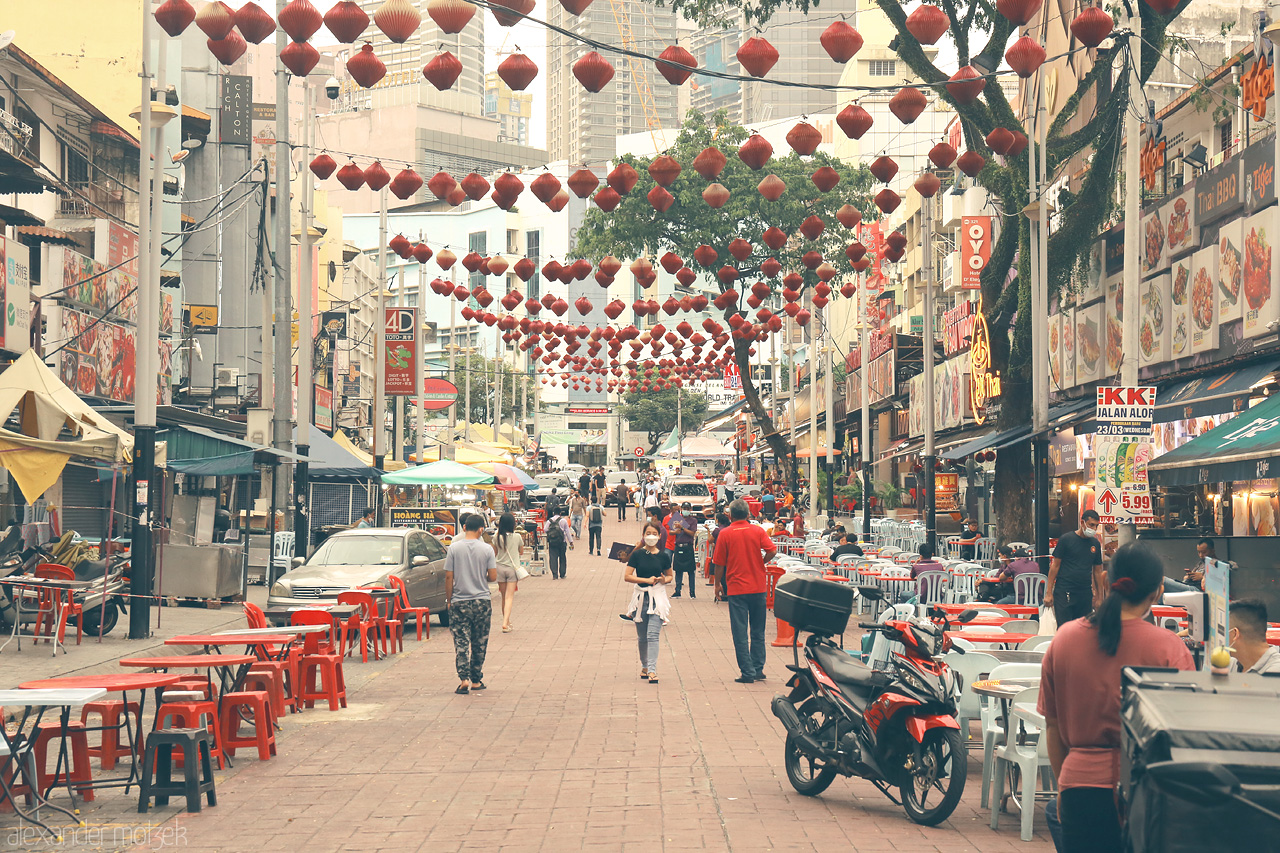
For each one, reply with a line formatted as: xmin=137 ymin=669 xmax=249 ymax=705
xmin=427 ymin=352 xmax=533 ymax=428
xmin=575 ymin=109 xmax=876 ymax=485
xmin=620 ymin=388 xmax=709 ymax=449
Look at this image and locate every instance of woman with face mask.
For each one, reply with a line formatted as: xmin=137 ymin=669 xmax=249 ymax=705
xmin=622 ymin=521 xmax=674 ymax=684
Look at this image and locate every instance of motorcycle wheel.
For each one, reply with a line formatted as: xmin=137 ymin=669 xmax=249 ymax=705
xmin=899 ymin=727 xmax=966 ymax=826
xmin=82 ymin=604 xmax=119 ymax=636
xmin=783 ymin=733 xmax=838 ymax=796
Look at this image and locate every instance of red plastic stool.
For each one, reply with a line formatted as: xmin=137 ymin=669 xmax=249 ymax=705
xmin=81 ymin=699 xmax=141 ymax=771
xmin=244 ymin=665 xmax=291 ymax=719
xmin=32 ymin=721 xmax=95 ymax=801
xmin=219 ymin=691 xmax=276 ymax=760
xmin=168 ymin=676 xmax=213 ymax=699
xmin=298 ymin=652 xmax=347 ymax=711
xmin=154 ymin=701 xmax=225 ymax=770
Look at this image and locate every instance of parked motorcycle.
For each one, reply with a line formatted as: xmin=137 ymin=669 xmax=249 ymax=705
xmin=770 ymin=578 xmax=976 ymax=826
xmin=0 ymin=529 xmax=130 ymax=636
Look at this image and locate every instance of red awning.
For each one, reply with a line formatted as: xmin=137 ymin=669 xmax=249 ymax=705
xmin=90 ymin=119 xmax=138 ymax=148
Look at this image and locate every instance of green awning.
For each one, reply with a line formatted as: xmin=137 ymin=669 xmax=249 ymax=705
xmin=1148 ymin=394 xmax=1280 ymax=486
xmin=166 ymin=451 xmax=258 ymax=477
xmin=158 ymin=425 xmax=307 ymax=471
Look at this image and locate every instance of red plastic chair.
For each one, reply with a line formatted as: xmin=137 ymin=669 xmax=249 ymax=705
xmin=243 ymin=602 xmax=269 ymax=629
xmin=289 ymin=610 xmax=347 ymax=711
xmin=360 ymin=585 xmax=403 ymax=653
xmin=32 ymin=563 xmax=82 ymax=646
xmin=388 ymin=575 xmax=430 ymax=642
xmin=764 ymin=566 xmax=786 ymax=610
xmin=337 ymin=591 xmax=386 ymax=663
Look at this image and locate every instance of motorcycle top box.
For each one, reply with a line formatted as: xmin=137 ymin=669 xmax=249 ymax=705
xmin=774 ymin=575 xmax=854 ymax=636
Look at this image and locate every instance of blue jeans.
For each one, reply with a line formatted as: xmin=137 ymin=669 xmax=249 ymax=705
xmin=728 ymin=592 xmax=767 ymax=678
xmin=571 ymin=513 xmax=584 ymax=538
xmin=636 ymin=607 xmax=663 ymax=672
xmin=1163 ymin=576 xmax=1199 ymax=594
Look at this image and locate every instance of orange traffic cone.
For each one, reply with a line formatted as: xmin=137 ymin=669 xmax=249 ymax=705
xmin=772 ymin=615 xmax=796 ymax=647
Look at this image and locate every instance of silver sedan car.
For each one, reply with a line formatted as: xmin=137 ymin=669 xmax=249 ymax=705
xmin=267 ymin=527 xmax=450 ymax=625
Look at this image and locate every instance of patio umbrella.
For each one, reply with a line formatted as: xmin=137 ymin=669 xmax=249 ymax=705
xmin=380 ymin=459 xmax=497 ymax=486
xmin=475 ymin=462 xmax=537 ymax=490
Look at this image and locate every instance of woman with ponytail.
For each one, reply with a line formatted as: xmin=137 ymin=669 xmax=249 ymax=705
xmin=1037 ymin=542 xmax=1194 ymax=851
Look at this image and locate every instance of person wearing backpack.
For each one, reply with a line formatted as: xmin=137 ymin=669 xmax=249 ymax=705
xmin=544 ymin=511 xmax=573 ymax=579
xmin=586 ymin=496 xmax=605 ymax=556
xmin=614 ymin=479 xmax=631 ymax=521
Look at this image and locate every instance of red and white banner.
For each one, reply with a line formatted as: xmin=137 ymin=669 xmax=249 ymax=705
xmin=383 ymin=307 xmax=417 ymax=396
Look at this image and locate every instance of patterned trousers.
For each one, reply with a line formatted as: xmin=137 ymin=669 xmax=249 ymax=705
xmin=449 ymin=598 xmax=492 ymax=683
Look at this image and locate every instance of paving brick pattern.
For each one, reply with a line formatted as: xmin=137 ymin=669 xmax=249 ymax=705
xmin=2 ymin=516 xmax=1053 ymax=851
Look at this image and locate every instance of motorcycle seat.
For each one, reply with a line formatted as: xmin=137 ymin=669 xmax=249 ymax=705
xmin=814 ymin=645 xmax=876 ymax=689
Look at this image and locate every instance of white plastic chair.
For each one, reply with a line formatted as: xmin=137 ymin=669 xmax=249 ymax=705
xmin=948 ymin=567 xmax=978 ymax=604
xmin=980 ymin=663 xmax=1043 ymax=809
xmin=866 ymin=603 xmax=915 ymax=669
xmin=1019 ymin=635 xmax=1052 ymax=651
xmin=943 ymin=649 xmax=1000 ymax=743
xmin=916 ymin=571 xmax=950 ymax=615
xmin=1002 ymin=619 xmax=1040 ymax=633
xmin=1014 ymin=574 xmax=1047 ymax=607
xmin=272 ymin=530 xmax=296 ymax=580
xmin=990 ymin=687 xmax=1054 ymax=842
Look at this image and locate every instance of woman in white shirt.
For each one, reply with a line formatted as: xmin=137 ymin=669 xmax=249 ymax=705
xmin=493 ymin=511 xmax=524 ymax=633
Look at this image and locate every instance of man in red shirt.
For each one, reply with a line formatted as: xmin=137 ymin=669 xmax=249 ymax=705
xmin=712 ymin=499 xmax=778 ymax=683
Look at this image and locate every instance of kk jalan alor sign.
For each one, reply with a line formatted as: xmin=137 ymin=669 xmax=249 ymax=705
xmin=969 ymin=296 xmax=1002 ymax=425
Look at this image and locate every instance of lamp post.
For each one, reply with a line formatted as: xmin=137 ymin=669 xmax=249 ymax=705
xmin=294 ymin=78 xmax=314 ymax=558
xmin=272 ymin=0 xmax=294 ymax=521
xmin=922 ymin=195 xmax=937 ymax=555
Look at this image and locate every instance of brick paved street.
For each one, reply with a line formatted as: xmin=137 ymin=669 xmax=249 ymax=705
xmin=3 ymin=515 xmax=1053 ymax=851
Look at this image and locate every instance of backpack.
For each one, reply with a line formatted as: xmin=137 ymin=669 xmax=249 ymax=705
xmin=590 ymin=506 xmax=604 ymax=527
xmin=545 ymin=517 xmax=567 ymax=549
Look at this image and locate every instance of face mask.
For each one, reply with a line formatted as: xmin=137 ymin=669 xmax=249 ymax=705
xmin=644 ymin=534 xmax=660 ymax=547
xmin=1082 ymin=526 xmax=1098 ymax=537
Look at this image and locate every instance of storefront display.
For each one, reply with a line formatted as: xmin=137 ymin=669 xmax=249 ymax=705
xmin=1189 ymin=246 xmax=1218 ymax=355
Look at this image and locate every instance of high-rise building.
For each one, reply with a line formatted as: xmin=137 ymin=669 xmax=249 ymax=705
xmin=546 ymin=1 xmax=682 ymax=165
xmin=485 ymin=72 xmax=532 ymax=146
xmin=689 ymin=0 xmax=862 ymax=124
xmin=336 ymin=1 xmax=486 ymax=117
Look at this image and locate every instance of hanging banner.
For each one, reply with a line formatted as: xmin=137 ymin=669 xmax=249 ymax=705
xmin=960 ymin=216 xmax=991 ymax=290
xmin=383 ymin=307 xmax=417 ymax=396
xmin=314 ymin=385 xmax=333 ymax=432
xmin=935 ymin=472 xmax=959 ymax=512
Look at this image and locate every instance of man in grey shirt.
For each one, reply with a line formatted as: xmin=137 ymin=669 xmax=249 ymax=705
xmin=445 ymin=513 xmax=497 ymax=694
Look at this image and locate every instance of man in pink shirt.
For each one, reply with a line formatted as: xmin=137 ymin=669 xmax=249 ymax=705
xmin=712 ymin=499 xmax=777 ymax=684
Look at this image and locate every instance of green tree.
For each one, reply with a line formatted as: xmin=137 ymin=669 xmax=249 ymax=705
xmin=576 ymin=109 xmax=876 ymax=487
xmin=620 ymin=387 xmax=709 ymax=451
xmin=865 ymin=0 xmax=1193 ymax=539
xmin=424 ymin=352 xmax=534 ymax=431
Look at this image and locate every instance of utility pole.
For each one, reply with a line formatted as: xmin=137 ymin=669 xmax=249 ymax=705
xmin=676 ymin=386 xmax=683 ymax=472
xmin=1121 ymin=4 xmax=1141 ymax=388
xmin=1030 ymin=72 xmax=1051 ymax=569
xmin=860 ymin=268 xmax=871 ymax=542
xmin=447 ymin=269 xmax=457 ymax=461
xmin=824 ymin=310 xmax=835 ymax=518
xmin=416 ymin=256 xmax=426 ymax=466
xmin=374 ymin=189 xmax=387 ymax=492
xmin=787 ymin=315 xmax=796 ymax=495
xmin=922 ymin=196 xmax=937 ymax=554
xmin=808 ymin=305 xmax=819 ymax=528
xmin=272 ymin=0 xmax=294 ymax=523
xmin=294 ymin=78 xmax=313 ymax=558
xmin=464 ymin=337 xmax=472 ymax=442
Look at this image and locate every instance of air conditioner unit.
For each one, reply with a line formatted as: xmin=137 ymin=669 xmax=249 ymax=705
xmin=215 ymin=367 xmax=240 ymax=389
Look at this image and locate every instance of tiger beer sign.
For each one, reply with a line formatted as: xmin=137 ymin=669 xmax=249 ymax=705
xmin=960 ymin=217 xmax=991 ymax=290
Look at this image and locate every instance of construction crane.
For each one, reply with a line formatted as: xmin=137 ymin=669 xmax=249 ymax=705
xmin=606 ymin=0 xmax=664 ymax=150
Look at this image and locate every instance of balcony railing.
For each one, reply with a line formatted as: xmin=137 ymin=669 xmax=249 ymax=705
xmin=0 ymin=106 xmax=33 ymax=157
xmin=59 ymin=179 xmax=127 ymax=219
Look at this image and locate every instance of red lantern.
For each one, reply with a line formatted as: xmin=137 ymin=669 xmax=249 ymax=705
xmin=656 ymin=44 xmax=697 ymax=85
xmin=914 ymin=171 xmax=942 ymax=198
xmin=196 ymin=1 xmax=236 ymax=39
xmin=548 ymin=189 xmax=569 ymax=212
xmin=573 ymin=51 xmax=615 ymax=93
xmin=702 ymin=183 xmax=730 ymax=208
xmin=497 ymin=53 xmax=539 ymax=91
xmin=693 ymin=245 xmax=719 ymax=267
xmin=1007 ymin=130 xmax=1029 ymax=157
xmin=427 ymin=171 xmax=455 ymax=199
xmin=996 ymin=0 xmax=1043 ymax=26
xmin=574 ymin=296 xmax=593 ymax=316
xmin=310 ymin=154 xmax=337 ymax=180
xmin=659 ymin=253 xmax=682 ymax=274
xmin=845 ymin=242 xmax=866 ymax=262
xmin=488 ymin=256 xmax=509 ymax=276
xmin=423 ymin=51 xmax=462 ymax=90
xmin=234 ymin=2 xmax=276 ymax=44
xmin=426 ymin=0 xmax=475 ymax=34
xmin=947 ymin=66 xmax=987 ymax=105
xmin=648 ymin=155 xmax=682 ymax=187
xmin=489 ymin=0 xmax=534 ymax=27
xmin=567 ymin=168 xmax=598 ymax=198
xmin=571 ymin=258 xmax=594 ymax=279
xmin=155 ymin=0 xmax=197 ymax=37
xmin=561 ymin=0 xmax=594 ymax=13
xmin=1005 ymin=36 xmax=1046 ymax=79
xmin=594 ymin=187 xmax=621 ymax=211
xmin=729 ymin=238 xmax=753 ymax=262
xmin=461 ymin=252 xmax=483 ymax=273
xmin=799 ymin=215 xmax=825 ymax=241
xmin=869 ymin=155 xmax=898 ymax=183
xmin=875 ymin=189 xmax=902 ymax=214
xmin=717 ymin=266 xmax=739 ymax=285
xmin=677 ymin=268 xmax=698 ymax=287
xmin=460 ymin=172 xmax=490 ymax=200
xmin=336 ymin=161 xmax=365 ymax=191
xmin=388 ymin=234 xmax=412 ymax=258
xmin=347 ymin=44 xmax=387 ymax=88
xmin=761 ymin=258 xmax=781 ymax=278
xmin=929 ymin=142 xmax=958 ymax=170
xmin=736 ymin=36 xmax=779 ymax=77
xmin=413 ymin=242 xmax=433 ymax=264
xmin=957 ymin=150 xmax=985 ymax=177
xmin=812 ymin=166 xmax=840 ymax=193
xmin=757 ymin=174 xmax=786 ymax=201
xmin=820 ymin=21 xmax=863 ymax=62
xmin=207 ymin=31 xmax=248 ymax=66
xmin=836 ymin=103 xmax=874 ymax=139
xmin=1070 ymin=6 xmax=1113 ymax=48
xmin=801 ymin=252 xmax=823 ymax=270
xmin=494 ymin=172 xmax=524 ymax=202
xmin=985 ymin=128 xmax=1015 ymax=155
xmin=373 ymin=0 xmax=421 ymax=42
xmin=389 ymin=167 xmax=423 ymax=200
xmin=530 ymin=172 xmax=561 ymax=204
xmin=693 ymin=147 xmax=727 ymax=179
xmin=324 ymin=1 xmax=369 ymax=42
xmin=762 ymin=227 xmax=787 ymax=250
xmin=889 ymin=87 xmax=928 ymax=124
xmin=786 ymin=122 xmax=823 ymax=156
xmin=905 ymin=4 xmax=950 ymax=44
xmin=280 ymin=41 xmax=321 ymax=77
xmin=607 ymin=162 xmax=639 ymax=195
xmin=436 ymin=249 xmax=457 ymax=270
xmin=513 ymin=258 xmax=535 ymax=281
xmin=278 ymin=0 xmax=323 ymax=41
xmin=836 ymin=204 xmax=862 ymax=229
xmin=364 ymin=161 xmax=391 ymax=191
xmin=795 ymin=309 xmax=811 ymax=327
xmin=648 ymin=185 xmax=675 ymax=212
xmin=738 ymin=134 xmax=773 ymax=171
xmin=885 ymin=232 xmax=907 ymax=251
xmin=599 ymin=255 xmax=622 ymax=276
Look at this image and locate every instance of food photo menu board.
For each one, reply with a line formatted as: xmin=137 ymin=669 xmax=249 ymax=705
xmin=1139 ymin=273 xmax=1170 ymax=367
xmin=1164 ymin=190 xmax=1197 ymax=260
xmin=1075 ymin=301 xmax=1103 ymax=384
xmin=1169 ymin=255 xmax=1192 ymax=361
xmin=1242 ymin=206 xmax=1277 ymax=339
xmin=1106 ymin=276 xmax=1124 ymax=377
xmin=1048 ymin=313 xmax=1062 ymax=389
xmin=1190 ymin=245 xmax=1218 ymax=355
xmin=1141 ymin=208 xmax=1168 ymax=277
xmin=1218 ymin=217 xmax=1244 ymax=325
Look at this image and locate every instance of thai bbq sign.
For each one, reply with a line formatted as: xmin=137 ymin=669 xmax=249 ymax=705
xmin=960 ymin=217 xmax=991 ymax=290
